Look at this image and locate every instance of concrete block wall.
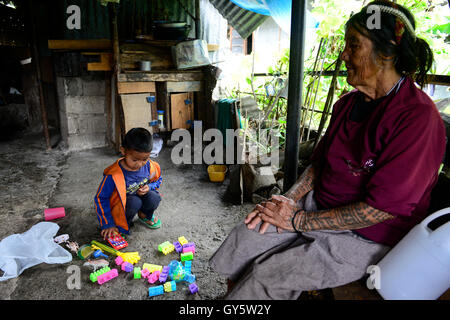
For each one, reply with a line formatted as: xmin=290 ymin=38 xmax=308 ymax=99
xmin=56 ymin=76 xmax=108 ymax=151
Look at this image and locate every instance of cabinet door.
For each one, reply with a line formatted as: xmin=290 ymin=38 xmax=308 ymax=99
xmin=119 ymin=93 xmax=157 ymax=133
xmin=170 ymin=92 xmax=194 ymax=130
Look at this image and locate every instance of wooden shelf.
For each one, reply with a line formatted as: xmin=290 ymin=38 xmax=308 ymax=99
xmin=118 ymin=70 xmax=204 ymax=82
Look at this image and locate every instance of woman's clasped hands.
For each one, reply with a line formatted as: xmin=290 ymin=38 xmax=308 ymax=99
xmin=244 ymin=195 xmax=304 ymax=234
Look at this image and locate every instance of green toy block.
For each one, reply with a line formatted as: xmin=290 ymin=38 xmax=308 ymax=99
xmin=89 ymin=266 xmax=111 ymax=283
xmin=134 ymin=267 xmax=141 ymax=279
xmin=158 ymin=241 xmax=171 ymax=252
xmin=180 ymin=251 xmax=193 ymax=261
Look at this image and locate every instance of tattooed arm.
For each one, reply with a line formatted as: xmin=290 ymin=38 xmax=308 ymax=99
xmin=257 ymin=196 xmax=395 ymax=233
xmin=283 ymin=164 xmax=316 ymax=202
xmin=292 ymin=202 xmax=395 ymax=231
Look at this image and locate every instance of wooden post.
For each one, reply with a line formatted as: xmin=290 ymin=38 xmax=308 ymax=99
xmin=29 ymin=0 xmax=51 ymax=150
xmin=195 ymin=0 xmax=201 ymax=39
xmin=110 ymin=2 xmax=122 ymax=150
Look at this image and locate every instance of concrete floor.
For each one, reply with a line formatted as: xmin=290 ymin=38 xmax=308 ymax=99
xmin=0 ymin=131 xmax=253 ymax=300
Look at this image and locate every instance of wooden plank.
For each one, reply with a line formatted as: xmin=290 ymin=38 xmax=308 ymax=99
xmin=48 ymin=39 xmax=112 ymax=50
xmin=118 ymin=71 xmax=204 ymax=82
xmin=117 ymin=81 xmax=156 ymax=94
xmin=82 ymin=52 xmax=112 ymax=71
xmin=207 ymin=44 xmax=220 ymax=51
xmin=171 ymin=92 xmax=194 ymax=130
xmin=119 ymin=93 xmax=155 ymax=133
xmin=166 ymin=81 xmax=202 ymax=93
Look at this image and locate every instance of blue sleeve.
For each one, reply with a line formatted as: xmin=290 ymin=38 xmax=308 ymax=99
xmin=94 ymin=175 xmax=116 ymax=229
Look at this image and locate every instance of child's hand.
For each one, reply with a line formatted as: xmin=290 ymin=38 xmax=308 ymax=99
xmin=101 ymin=227 xmax=119 ymax=240
xmin=137 ymin=184 xmax=149 ymax=196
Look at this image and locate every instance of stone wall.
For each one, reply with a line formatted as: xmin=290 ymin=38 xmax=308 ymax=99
xmin=56 ymin=75 xmax=108 ymax=151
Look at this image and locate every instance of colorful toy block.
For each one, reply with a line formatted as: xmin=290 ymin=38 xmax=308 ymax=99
xmin=164 ymin=280 xmax=176 ymax=292
xmin=89 ymin=266 xmax=111 ymax=283
xmin=158 ymin=241 xmax=171 ymax=252
xmin=181 ymin=251 xmax=193 ymax=261
xmin=121 ymin=261 xmax=133 ymax=272
xmin=148 ymin=270 xmax=161 ymax=284
xmin=148 ymin=285 xmax=164 ymax=297
xmin=159 ymin=266 xmax=169 ymax=283
xmin=115 ymin=256 xmax=124 ymax=266
xmin=142 ymin=263 xmax=163 ymax=273
xmin=189 ymin=283 xmax=198 ymax=294
xmin=183 ymin=242 xmax=195 ymax=250
xmin=173 ymin=241 xmax=182 ymax=253
xmin=182 ymin=243 xmax=195 ymax=254
xmin=162 ymin=245 xmax=174 ymax=255
xmin=178 ymin=236 xmax=188 ymax=246
xmin=141 ymin=268 xmax=150 ymax=279
xmin=158 ymin=241 xmax=175 ymax=255
xmin=97 ymin=268 xmax=118 ymax=285
xmin=184 ymin=273 xmax=196 ymax=284
xmin=133 ymin=267 xmax=141 ymax=279
xmin=184 ymin=261 xmax=192 ymax=274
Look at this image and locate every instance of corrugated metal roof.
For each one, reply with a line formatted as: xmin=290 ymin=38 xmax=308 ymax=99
xmin=209 ymin=0 xmax=269 ymax=39
xmin=48 ymin=0 xmax=196 ymax=40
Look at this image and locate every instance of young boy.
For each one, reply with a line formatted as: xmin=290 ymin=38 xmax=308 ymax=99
xmin=94 ymin=127 xmax=162 ymax=240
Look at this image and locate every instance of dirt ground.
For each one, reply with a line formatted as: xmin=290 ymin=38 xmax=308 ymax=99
xmin=0 ymin=130 xmax=254 ymax=300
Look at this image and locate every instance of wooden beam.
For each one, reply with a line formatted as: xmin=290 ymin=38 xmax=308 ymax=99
xmin=117 ymin=81 xmax=156 ymax=94
xmin=48 ymin=39 xmax=112 ymax=50
xmin=82 ymin=52 xmax=112 ymax=71
xmin=118 ymin=71 xmax=204 ymax=82
xmin=166 ymin=81 xmax=202 ymax=93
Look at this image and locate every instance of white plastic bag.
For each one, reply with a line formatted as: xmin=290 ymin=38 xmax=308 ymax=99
xmin=0 ymin=222 xmax=73 ymax=281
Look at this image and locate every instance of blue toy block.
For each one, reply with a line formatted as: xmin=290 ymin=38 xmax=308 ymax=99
xmin=149 ymin=285 xmax=164 ymax=297
xmin=184 ymin=260 xmax=192 ymax=273
xmin=189 ymin=283 xmax=198 ymax=294
xmin=184 ymin=273 xmax=196 ymax=284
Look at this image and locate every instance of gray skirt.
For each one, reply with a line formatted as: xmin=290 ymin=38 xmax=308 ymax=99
xmin=209 ymin=191 xmax=390 ymax=300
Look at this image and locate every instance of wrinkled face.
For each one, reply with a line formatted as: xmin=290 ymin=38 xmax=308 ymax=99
xmin=120 ymin=147 xmax=150 ymax=171
xmin=341 ymin=27 xmax=381 ymax=88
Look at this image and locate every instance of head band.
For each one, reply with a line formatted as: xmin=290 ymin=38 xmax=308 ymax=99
xmin=372 ymin=4 xmax=416 ymax=41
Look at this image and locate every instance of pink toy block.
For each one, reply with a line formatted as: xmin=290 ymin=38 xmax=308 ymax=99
xmin=182 ymin=246 xmax=195 ymax=254
xmin=148 ymin=270 xmax=160 ymax=284
xmin=97 ymin=269 xmax=118 ymax=285
xmin=115 ymin=256 xmax=124 ymax=266
xmin=182 ymin=242 xmax=196 ymax=254
xmin=141 ymin=268 xmax=150 ymax=278
xmin=44 ymin=207 xmax=65 ymax=221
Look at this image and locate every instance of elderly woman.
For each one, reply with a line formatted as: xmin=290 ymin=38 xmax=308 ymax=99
xmin=209 ymin=1 xmax=446 ymax=300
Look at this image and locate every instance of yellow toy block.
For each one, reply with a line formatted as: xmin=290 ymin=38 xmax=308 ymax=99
xmin=142 ymin=263 xmax=163 ymax=273
xmin=161 ymin=244 xmax=174 ymax=255
xmin=158 ymin=241 xmax=171 ymax=252
xmin=164 ymin=282 xmax=173 ymax=292
xmin=178 ymin=236 xmax=188 ymax=246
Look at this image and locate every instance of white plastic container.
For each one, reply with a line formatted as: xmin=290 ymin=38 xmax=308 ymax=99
xmin=376 ymin=207 xmax=450 ymax=300
xmin=172 ymin=39 xmax=211 ymax=70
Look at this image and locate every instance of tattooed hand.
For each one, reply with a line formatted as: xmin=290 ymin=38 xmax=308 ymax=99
xmin=253 ymin=195 xmax=301 ymax=234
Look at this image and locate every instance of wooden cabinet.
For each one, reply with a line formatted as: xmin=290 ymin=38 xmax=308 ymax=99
xmin=170 ymin=92 xmax=194 ymax=130
xmin=119 ymin=93 xmax=158 ymax=134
